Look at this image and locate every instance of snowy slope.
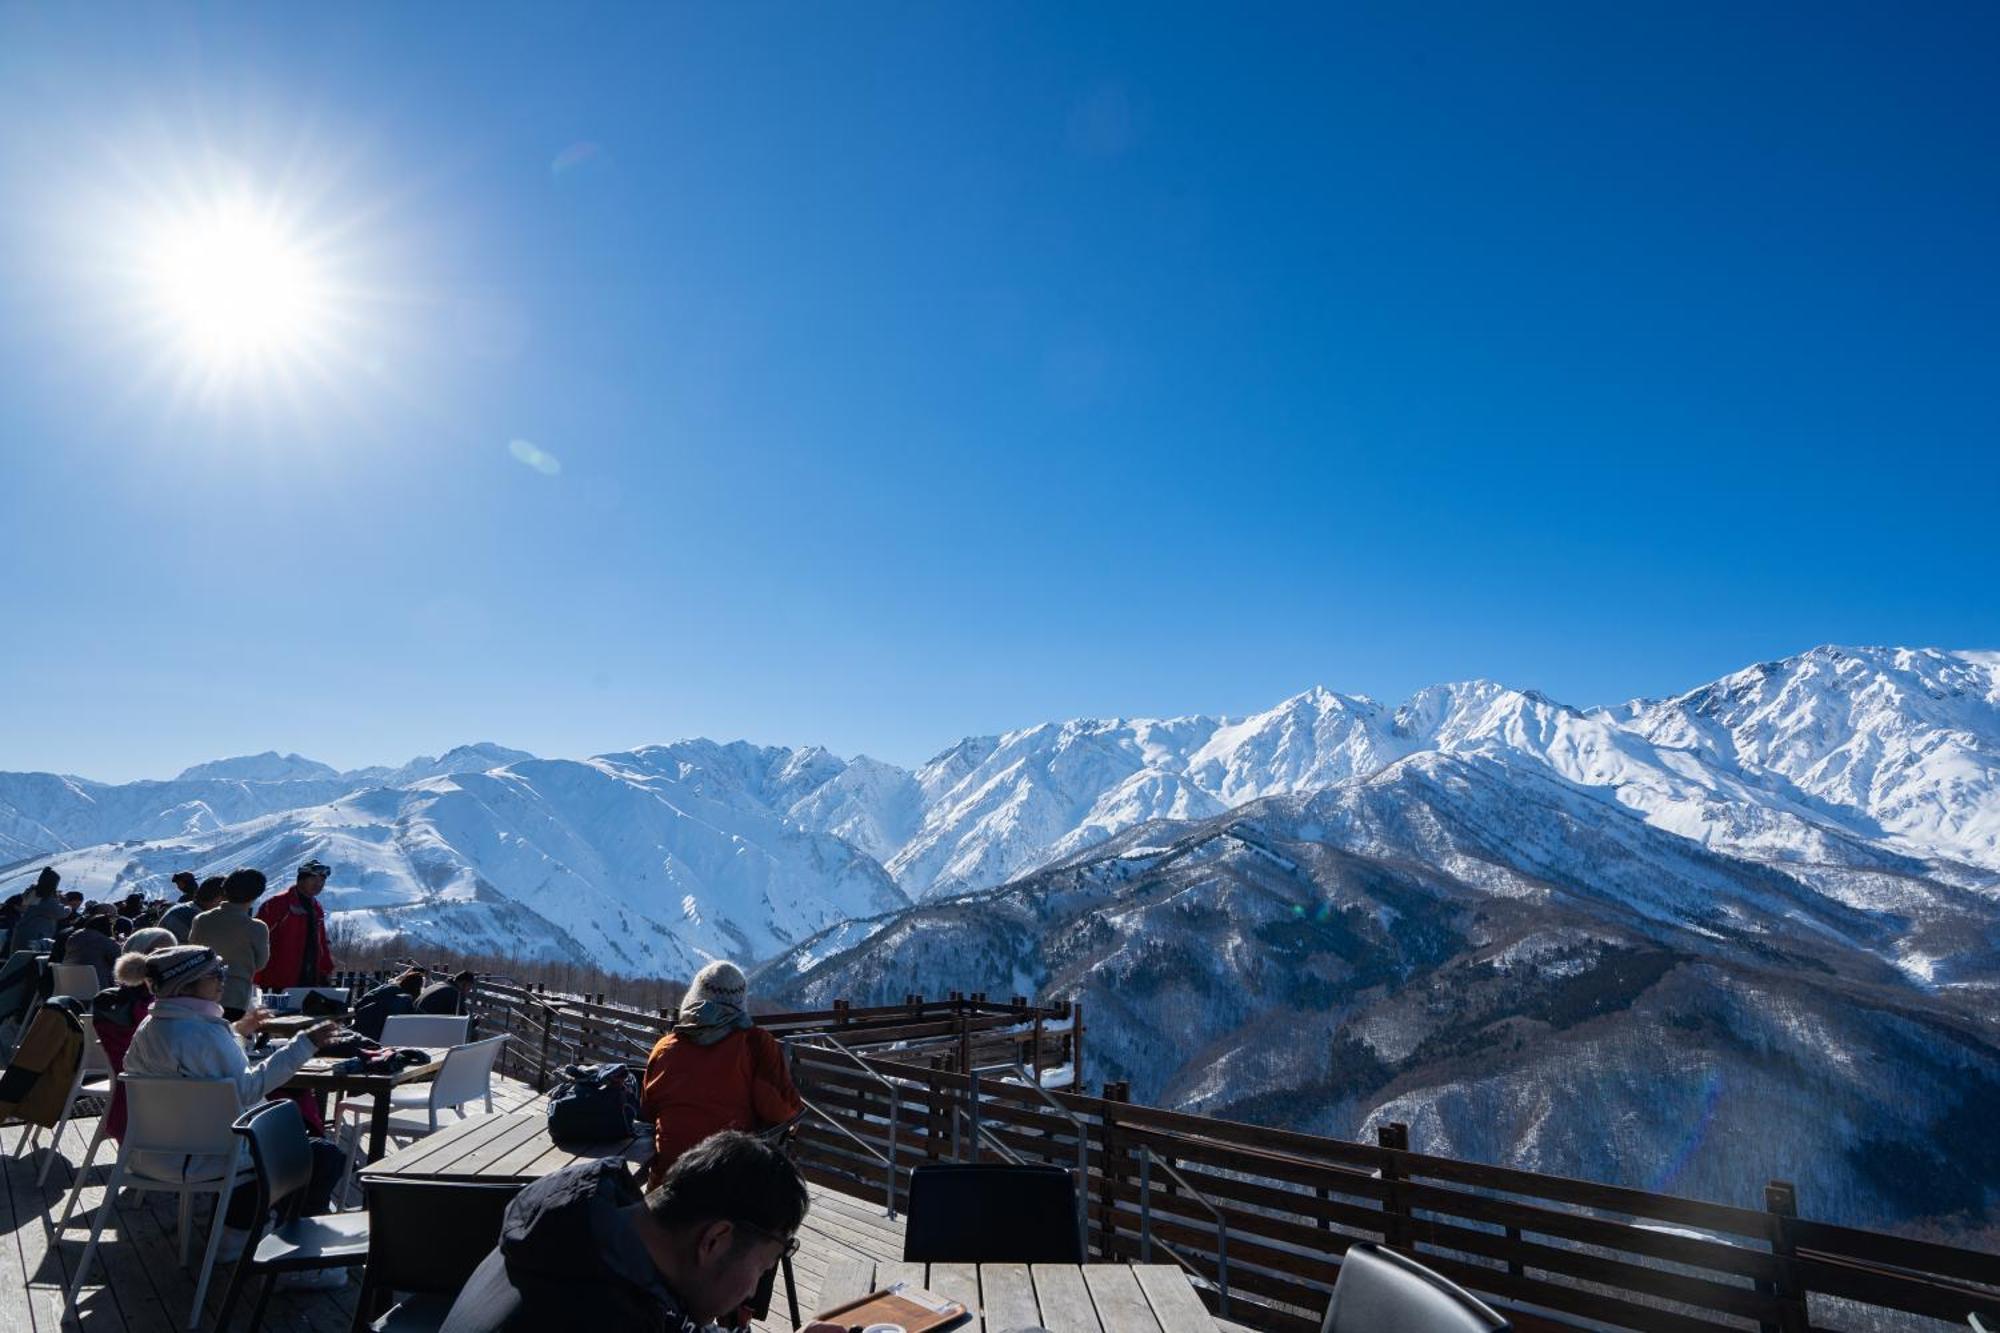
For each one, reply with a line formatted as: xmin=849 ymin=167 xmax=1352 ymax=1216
xmin=762 ymin=752 xmax=2000 ymax=1230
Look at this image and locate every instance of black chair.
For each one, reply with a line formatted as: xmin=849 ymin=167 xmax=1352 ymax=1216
xmin=214 ymin=1099 xmax=372 ymax=1333
xmin=350 ymin=1178 xmax=520 ymax=1333
xmin=1320 ymin=1243 xmax=1510 ymax=1333
xmin=902 ymin=1162 xmax=1083 ymax=1263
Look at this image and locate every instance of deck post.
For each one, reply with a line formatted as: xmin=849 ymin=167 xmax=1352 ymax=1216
xmin=1072 ymin=1000 xmax=1086 ymax=1090
xmin=957 ymin=1004 xmax=972 ymax=1075
xmin=535 ymin=998 xmax=554 ymax=1091
xmin=1101 ymin=1080 xmax=1132 ymax=1261
xmin=1032 ymin=1008 xmax=1045 ymax=1085
xmin=1377 ymin=1121 xmax=1411 ymax=1249
xmin=1764 ymin=1180 xmax=1808 ymax=1333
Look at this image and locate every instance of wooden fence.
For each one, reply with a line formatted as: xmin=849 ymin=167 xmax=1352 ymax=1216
xmin=346 ymin=968 xmax=1998 ymax=1333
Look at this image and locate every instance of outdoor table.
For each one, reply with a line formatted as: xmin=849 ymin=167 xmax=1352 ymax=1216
xmin=261 ymin=1009 xmax=351 ymax=1038
xmin=817 ymin=1257 xmax=1219 ymax=1332
xmin=283 ymin=1045 xmax=451 ymax=1164
xmin=356 ymin=1097 xmax=649 ymax=1185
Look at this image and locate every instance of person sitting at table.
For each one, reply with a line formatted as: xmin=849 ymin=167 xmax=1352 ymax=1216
xmin=416 ymin=968 xmax=477 ymax=1016
xmin=89 ymin=926 xmax=178 ymax=1142
xmin=352 ymin=968 xmax=424 ymax=1040
xmin=440 ymin=1129 xmax=845 ymax=1333
xmin=6 ymin=868 xmax=64 ymax=956
xmin=122 ymin=945 xmax=344 ymax=1272
xmin=159 ymin=875 xmax=225 ymax=943
xmin=640 ymin=961 xmax=802 ymax=1190
xmin=190 ymin=867 xmax=270 ymax=1021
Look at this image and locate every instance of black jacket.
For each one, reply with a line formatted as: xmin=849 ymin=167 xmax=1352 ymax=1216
xmin=415 ymin=980 xmax=462 ymax=1014
xmin=439 ymin=1159 xmax=698 ymax=1333
xmin=351 ymin=983 xmax=416 ymax=1041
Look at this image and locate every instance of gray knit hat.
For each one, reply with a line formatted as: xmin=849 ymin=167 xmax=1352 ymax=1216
xmin=676 ymin=960 xmax=752 ymax=1041
xmin=144 ymin=945 xmax=227 ymax=997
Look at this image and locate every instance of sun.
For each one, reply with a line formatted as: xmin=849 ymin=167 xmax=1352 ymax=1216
xmin=143 ymin=197 xmax=329 ymax=374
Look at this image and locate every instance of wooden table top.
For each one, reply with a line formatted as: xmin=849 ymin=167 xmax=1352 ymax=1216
xmin=357 ymin=1097 xmax=649 ymax=1184
xmin=815 ymin=1258 xmax=1217 ymax=1333
xmin=286 ymin=1045 xmax=450 ymax=1093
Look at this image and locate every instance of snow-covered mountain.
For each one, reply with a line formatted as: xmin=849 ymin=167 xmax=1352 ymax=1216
xmin=0 ymin=742 xmax=539 ymax=865
xmin=4 ymin=645 xmax=1996 ymax=984
xmin=761 ymin=750 xmax=2000 ymax=1230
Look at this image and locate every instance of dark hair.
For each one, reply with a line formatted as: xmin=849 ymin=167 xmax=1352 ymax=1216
xmin=2 ymin=894 xmax=20 ymax=910
xmin=645 ymin=1131 xmax=808 ymax=1237
xmin=121 ymin=892 xmax=144 ymax=909
xmin=453 ymin=970 xmax=477 ymax=987
xmin=62 ymin=890 xmax=84 ymax=903
xmin=397 ymin=970 xmax=425 ymax=993
xmin=195 ymin=876 xmax=227 ymax=906
xmin=80 ymin=912 xmax=114 ymax=934
xmin=222 ymin=867 xmax=267 ymax=904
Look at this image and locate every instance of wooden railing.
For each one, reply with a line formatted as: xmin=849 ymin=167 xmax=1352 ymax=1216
xmin=352 ymin=968 xmax=1996 ymax=1333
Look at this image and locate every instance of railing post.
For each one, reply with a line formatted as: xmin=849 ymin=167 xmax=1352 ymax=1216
xmin=926 ymin=1056 xmax=947 ymax=1159
xmin=1763 ymin=1180 xmax=1808 ymax=1333
xmin=1032 ymin=1007 xmax=1045 ymax=1085
xmin=535 ymin=999 xmax=554 ymax=1092
xmin=1072 ymin=1000 xmax=1085 ymax=1090
xmin=1377 ymin=1122 xmax=1410 ymax=1249
xmin=1101 ymin=1080 xmax=1131 ymax=1261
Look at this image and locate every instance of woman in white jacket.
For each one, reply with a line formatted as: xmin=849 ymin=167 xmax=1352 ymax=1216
xmin=123 ymin=945 xmax=343 ymax=1262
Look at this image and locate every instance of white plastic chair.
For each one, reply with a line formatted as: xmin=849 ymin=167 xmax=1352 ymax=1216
xmin=379 ymin=1012 xmax=471 ymax=1047
xmin=23 ymin=1020 xmax=116 ymax=1185
xmin=50 ymin=962 xmax=101 ymax=1001
xmin=335 ymin=1035 xmax=507 ymax=1203
xmin=66 ymin=1076 xmax=253 ymax=1329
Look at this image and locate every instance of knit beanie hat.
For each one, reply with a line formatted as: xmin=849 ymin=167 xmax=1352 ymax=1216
xmin=114 ymin=927 xmax=180 ymax=987
xmin=676 ymin=960 xmax=752 ymax=1043
xmin=144 ymin=945 xmax=227 ymax=997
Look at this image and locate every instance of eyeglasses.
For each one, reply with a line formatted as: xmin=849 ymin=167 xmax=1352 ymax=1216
xmin=732 ymin=1218 xmax=800 ymax=1261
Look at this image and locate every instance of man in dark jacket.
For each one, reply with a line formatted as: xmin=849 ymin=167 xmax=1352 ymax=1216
xmin=352 ymin=969 xmax=424 ymax=1040
xmin=6 ymin=869 xmax=66 ymax=956
xmin=416 ymin=969 xmax=477 ymax=1015
xmin=440 ymin=1131 xmax=837 ymax=1333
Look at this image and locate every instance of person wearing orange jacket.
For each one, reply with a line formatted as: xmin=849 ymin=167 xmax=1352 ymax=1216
xmin=641 ymin=960 xmax=802 ymax=1189
xmin=254 ymin=859 xmax=336 ymax=991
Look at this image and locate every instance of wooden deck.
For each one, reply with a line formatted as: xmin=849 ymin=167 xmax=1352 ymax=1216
xmin=0 ymin=1073 xmax=907 ymax=1333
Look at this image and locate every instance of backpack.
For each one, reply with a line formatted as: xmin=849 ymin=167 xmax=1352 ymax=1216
xmin=0 ymin=996 xmax=85 ymax=1129
xmin=547 ymin=1062 xmax=639 ymax=1144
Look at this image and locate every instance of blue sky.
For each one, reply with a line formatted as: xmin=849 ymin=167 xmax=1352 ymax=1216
xmin=2 ymin=3 xmax=1995 ymax=783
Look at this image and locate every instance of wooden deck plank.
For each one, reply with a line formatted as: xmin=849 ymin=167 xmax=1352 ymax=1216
xmin=1032 ymin=1263 xmax=1101 ymax=1331
xmin=926 ymin=1261 xmax=982 ymax=1328
xmin=813 ymin=1254 xmax=877 ymax=1314
xmin=981 ymin=1262 xmax=1042 ymax=1331
xmin=1082 ymin=1260 xmax=1165 ymax=1333
xmin=1132 ymin=1262 xmax=1218 ymax=1333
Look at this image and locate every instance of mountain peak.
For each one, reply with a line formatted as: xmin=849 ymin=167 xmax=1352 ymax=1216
xmin=175 ymin=751 xmax=342 ymax=783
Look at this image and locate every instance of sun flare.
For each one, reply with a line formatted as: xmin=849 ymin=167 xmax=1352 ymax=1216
xmin=143 ymin=197 xmax=328 ymax=373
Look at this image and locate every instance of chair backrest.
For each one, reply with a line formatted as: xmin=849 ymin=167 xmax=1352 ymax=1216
xmin=1320 ymin=1244 xmax=1510 ymax=1333
xmin=79 ymin=1019 xmax=114 ymax=1077
xmin=380 ymin=1013 xmax=471 ymax=1047
xmin=902 ymin=1163 xmax=1084 ymax=1263
xmin=121 ymin=1076 xmax=243 ymax=1158
xmin=429 ymin=1035 xmax=509 ymax=1112
xmin=232 ymin=1099 xmax=317 ymax=1224
xmin=50 ymin=963 xmax=100 ymax=1001
xmin=363 ymin=1178 xmax=519 ymax=1292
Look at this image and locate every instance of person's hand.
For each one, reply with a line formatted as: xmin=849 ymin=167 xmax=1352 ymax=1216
xmin=232 ymin=1007 xmax=270 ymax=1038
xmin=305 ymin=1020 xmax=341 ymax=1050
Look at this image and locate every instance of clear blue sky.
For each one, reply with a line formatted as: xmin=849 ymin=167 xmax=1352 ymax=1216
xmin=2 ymin=3 xmax=1995 ymax=783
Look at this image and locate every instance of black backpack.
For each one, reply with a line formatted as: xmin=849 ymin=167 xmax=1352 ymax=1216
xmin=546 ymin=1062 xmax=640 ymax=1144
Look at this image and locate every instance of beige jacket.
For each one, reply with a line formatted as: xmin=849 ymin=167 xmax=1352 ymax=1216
xmin=188 ymin=903 xmax=270 ymax=1013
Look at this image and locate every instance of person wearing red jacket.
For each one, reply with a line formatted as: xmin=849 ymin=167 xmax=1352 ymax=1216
xmin=254 ymin=859 xmax=335 ymax=991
